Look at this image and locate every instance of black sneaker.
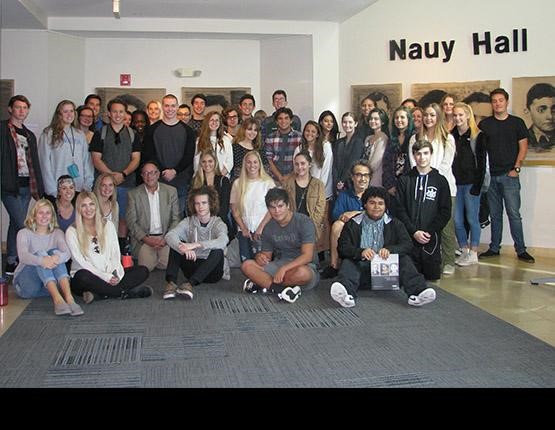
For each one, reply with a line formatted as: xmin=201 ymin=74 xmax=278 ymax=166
xmin=478 ymin=249 xmax=500 ymax=259
xmin=320 ymin=265 xmax=338 ymax=279
xmin=122 ymin=285 xmax=153 ymax=299
xmin=517 ymin=251 xmax=535 ymax=263
xmin=243 ymin=279 xmax=269 ymax=294
xmin=480 ymin=219 xmax=491 ymax=229
xmin=4 ymin=261 xmax=17 ymax=276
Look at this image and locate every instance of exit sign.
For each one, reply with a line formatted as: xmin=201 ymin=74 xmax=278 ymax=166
xmin=120 ymin=74 xmax=131 ymax=86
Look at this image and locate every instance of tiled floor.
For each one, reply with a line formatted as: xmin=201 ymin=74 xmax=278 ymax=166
xmin=1 ymin=249 xmax=554 ymax=346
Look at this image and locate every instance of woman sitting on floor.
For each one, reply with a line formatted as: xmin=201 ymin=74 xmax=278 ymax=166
xmin=65 ymin=191 xmax=151 ymax=304
xmin=13 ymin=198 xmax=84 ymax=316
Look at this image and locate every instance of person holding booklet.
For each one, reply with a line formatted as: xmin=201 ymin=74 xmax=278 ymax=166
xmin=330 ymin=186 xmax=436 ymax=308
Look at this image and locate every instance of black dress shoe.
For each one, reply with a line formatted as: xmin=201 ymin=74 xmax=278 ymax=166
xmin=478 ymin=249 xmax=500 ymax=258
xmin=517 ymin=251 xmax=535 ymax=263
xmin=122 ymin=285 xmax=153 ymax=299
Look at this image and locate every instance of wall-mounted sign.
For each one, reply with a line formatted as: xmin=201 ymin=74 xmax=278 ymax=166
xmin=120 ymin=74 xmax=131 ymax=86
xmin=389 ymin=28 xmax=528 ymax=63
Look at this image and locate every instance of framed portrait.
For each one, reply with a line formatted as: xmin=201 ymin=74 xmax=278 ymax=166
xmin=351 ymin=83 xmax=402 ymax=118
xmin=95 ymin=87 xmax=166 ymax=122
xmin=411 ymin=80 xmax=500 ymax=124
xmin=1 ymin=79 xmax=15 ymax=121
xmin=512 ymin=76 xmax=555 ymax=166
xmin=181 ymin=87 xmax=251 ymax=113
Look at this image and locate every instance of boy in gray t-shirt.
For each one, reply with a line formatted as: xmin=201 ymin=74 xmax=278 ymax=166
xmin=240 ymin=188 xmax=320 ymax=303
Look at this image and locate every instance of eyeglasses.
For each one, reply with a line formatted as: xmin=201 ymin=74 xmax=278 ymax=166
xmin=142 ymin=170 xmax=159 ymax=177
xmin=353 ymin=172 xmax=371 ymax=179
xmin=92 ymin=236 xmax=100 ymax=254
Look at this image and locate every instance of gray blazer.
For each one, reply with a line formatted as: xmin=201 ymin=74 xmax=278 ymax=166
xmin=126 ymin=182 xmax=181 ymax=256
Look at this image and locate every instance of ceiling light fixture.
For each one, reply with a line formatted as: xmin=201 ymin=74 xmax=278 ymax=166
xmin=113 ymin=0 xmax=120 ymax=19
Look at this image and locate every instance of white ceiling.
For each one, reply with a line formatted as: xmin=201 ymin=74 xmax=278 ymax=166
xmin=1 ymin=0 xmax=377 ymax=30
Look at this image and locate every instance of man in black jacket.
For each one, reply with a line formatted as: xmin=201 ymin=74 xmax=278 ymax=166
xmin=1 ymin=95 xmax=45 ymax=275
xmin=331 ymin=186 xmax=436 ymax=308
xmin=396 ymin=140 xmax=452 ymax=281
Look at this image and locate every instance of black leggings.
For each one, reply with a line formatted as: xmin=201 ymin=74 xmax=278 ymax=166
xmin=177 ymin=249 xmax=224 ymax=285
xmin=70 ymin=265 xmax=149 ymax=298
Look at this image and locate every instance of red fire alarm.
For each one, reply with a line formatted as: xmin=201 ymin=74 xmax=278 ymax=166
xmin=120 ymin=74 xmax=131 ymax=86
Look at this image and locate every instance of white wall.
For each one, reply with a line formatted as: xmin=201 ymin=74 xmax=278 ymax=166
xmin=1 ymin=29 xmax=84 ymax=244
xmin=260 ymin=35 xmax=313 ymax=123
xmin=84 ymin=37 xmax=260 ymax=106
xmin=339 ymin=0 xmax=555 ymax=249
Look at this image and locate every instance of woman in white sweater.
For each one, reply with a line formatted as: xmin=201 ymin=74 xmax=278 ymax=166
xmin=13 ymin=199 xmax=83 ymax=316
xmin=38 ymin=99 xmax=94 ymax=197
xmin=193 ymin=111 xmax=233 ymax=178
xmin=66 ymin=192 xmax=151 ymax=303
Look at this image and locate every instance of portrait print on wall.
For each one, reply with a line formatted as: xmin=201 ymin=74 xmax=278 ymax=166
xmin=96 ymin=87 xmax=166 ymax=123
xmin=512 ymin=76 xmax=555 ymax=165
xmin=182 ymin=87 xmax=251 ymax=114
xmin=411 ymin=80 xmax=500 ymax=125
xmin=351 ymin=83 xmax=402 ymax=118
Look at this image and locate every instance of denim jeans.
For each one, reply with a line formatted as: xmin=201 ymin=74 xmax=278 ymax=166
xmin=454 ymin=184 xmax=481 ymax=248
xmin=236 ymin=231 xmax=261 ymax=262
xmin=1 ymin=186 xmax=32 ymax=262
xmin=487 ymin=174 xmax=526 ymax=254
xmin=13 ymin=251 xmax=70 ymax=299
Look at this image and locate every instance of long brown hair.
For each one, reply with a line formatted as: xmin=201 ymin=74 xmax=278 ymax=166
xmin=233 ymin=118 xmax=261 ymax=150
xmin=44 ymin=99 xmax=78 ymax=147
xmin=300 ymin=120 xmax=325 ymax=168
xmin=197 ymin=111 xmax=225 ymax=153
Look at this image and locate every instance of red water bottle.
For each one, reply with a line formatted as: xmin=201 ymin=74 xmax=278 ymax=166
xmin=0 ymin=277 xmax=8 ymax=307
xmin=121 ymin=253 xmax=134 ymax=269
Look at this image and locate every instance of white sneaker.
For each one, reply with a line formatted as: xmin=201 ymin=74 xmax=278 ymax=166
xmin=408 ymin=287 xmax=436 ymax=307
xmin=278 ymin=286 xmax=301 ymax=303
xmin=442 ymin=264 xmax=455 ymax=275
xmin=330 ymin=282 xmax=356 ymax=308
xmin=455 ymin=251 xmax=469 ymax=266
xmin=455 ymin=247 xmax=463 ymax=256
xmin=458 ymin=250 xmax=478 ymax=266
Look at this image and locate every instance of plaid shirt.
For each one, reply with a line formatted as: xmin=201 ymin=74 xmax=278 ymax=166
xmin=264 ymin=129 xmax=302 ymax=179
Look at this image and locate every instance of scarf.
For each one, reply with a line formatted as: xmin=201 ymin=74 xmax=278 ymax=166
xmin=360 ymin=213 xmax=384 ymax=252
xmin=8 ymin=120 xmax=40 ymax=200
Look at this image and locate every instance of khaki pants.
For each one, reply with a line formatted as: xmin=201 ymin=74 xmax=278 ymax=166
xmin=138 ymin=243 xmax=170 ymax=271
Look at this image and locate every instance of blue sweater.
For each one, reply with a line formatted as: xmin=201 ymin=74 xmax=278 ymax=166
xmin=332 ymin=189 xmax=363 ymax=221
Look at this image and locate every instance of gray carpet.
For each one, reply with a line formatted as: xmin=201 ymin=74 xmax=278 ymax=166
xmin=1 ymin=268 xmax=554 ymax=388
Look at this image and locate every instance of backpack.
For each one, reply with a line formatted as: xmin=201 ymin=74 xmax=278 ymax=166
xmin=100 ymin=125 xmax=135 ymax=144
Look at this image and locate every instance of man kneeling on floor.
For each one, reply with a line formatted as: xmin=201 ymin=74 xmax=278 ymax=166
xmin=241 ymin=188 xmax=320 ymax=303
xmin=165 ymin=186 xmax=228 ymax=300
xmin=331 ymin=186 xmax=436 ymax=308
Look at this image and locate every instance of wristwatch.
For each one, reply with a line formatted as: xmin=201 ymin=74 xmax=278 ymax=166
xmin=514 ymin=166 xmax=521 ymax=173
xmin=121 ymin=171 xmax=127 ymax=178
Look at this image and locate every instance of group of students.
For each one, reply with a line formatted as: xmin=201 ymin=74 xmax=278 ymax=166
xmin=1 ymin=85 xmax=534 ymax=313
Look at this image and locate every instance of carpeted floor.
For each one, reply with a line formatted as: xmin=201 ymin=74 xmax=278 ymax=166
xmin=1 ymin=268 xmax=554 ymax=388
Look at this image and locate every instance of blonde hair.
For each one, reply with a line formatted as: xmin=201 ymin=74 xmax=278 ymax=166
xmin=24 ymin=199 xmax=58 ymax=233
xmin=93 ymin=173 xmax=119 ymax=222
xmin=453 ymin=102 xmax=480 ymax=140
xmin=235 ymin=150 xmax=273 ymax=218
xmin=74 ymin=192 xmax=107 ymax=257
xmin=192 ymin=149 xmax=223 ymax=189
xmin=419 ymin=103 xmax=450 ymax=147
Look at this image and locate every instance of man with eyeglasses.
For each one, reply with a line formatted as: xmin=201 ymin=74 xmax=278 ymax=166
xmin=142 ymin=94 xmax=196 ymax=216
xmin=90 ymin=97 xmax=141 ymax=252
xmin=321 ymin=160 xmax=372 ymax=279
xmin=126 ymin=161 xmax=181 ymax=291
